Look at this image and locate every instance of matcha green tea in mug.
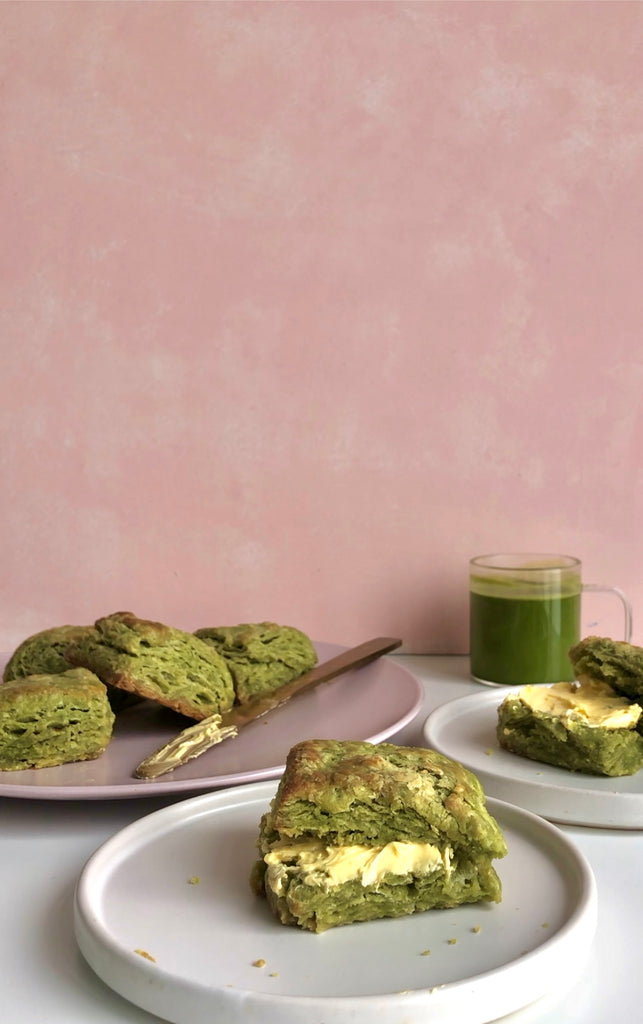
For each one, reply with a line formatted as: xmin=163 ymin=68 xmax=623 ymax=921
xmin=469 ymin=554 xmax=632 ymax=686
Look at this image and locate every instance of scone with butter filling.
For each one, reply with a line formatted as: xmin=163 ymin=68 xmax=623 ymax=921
xmin=497 ymin=678 xmax=643 ymax=776
xmin=250 ymin=738 xmax=507 ymax=933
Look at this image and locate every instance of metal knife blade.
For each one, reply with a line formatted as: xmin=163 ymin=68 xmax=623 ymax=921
xmin=133 ymin=636 xmax=402 ymax=780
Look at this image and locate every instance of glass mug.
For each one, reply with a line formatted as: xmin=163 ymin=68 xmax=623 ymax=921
xmin=469 ymin=553 xmax=632 ymax=686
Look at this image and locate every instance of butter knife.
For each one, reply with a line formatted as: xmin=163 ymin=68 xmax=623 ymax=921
xmin=133 ymin=636 xmax=402 ymax=780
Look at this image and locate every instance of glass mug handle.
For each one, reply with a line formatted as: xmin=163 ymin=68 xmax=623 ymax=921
xmin=582 ymin=584 xmax=633 ymax=642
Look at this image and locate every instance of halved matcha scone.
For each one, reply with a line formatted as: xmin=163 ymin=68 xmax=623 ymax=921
xmin=497 ymin=679 xmax=643 ymax=776
xmin=0 ymin=667 xmax=115 ymax=770
xmin=65 ymin=611 xmax=235 ymax=720
xmin=3 ymin=625 xmax=97 ymax=682
xmin=194 ymin=622 xmax=317 ymax=703
xmin=568 ymin=636 xmax=643 ymax=703
xmin=2 ymin=623 xmax=136 ymax=712
xmin=251 ymin=739 xmax=507 ymax=933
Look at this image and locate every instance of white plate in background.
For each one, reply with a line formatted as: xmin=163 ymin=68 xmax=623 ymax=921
xmin=0 ymin=643 xmax=422 ymax=800
xmin=423 ymin=687 xmax=643 ymax=828
xmin=74 ymin=779 xmax=597 ymax=1024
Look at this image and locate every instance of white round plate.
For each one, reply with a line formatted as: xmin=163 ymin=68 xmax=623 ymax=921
xmin=74 ymin=779 xmax=597 ymax=1024
xmin=423 ymin=688 xmax=643 ymax=829
xmin=0 ymin=643 xmax=422 ymax=800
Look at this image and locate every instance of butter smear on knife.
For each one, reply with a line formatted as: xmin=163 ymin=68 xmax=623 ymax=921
xmin=134 ymin=715 xmax=238 ymax=780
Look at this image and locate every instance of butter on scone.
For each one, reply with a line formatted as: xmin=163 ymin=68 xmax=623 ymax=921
xmin=250 ymin=739 xmax=507 ymax=933
xmin=0 ymin=667 xmax=115 ymax=770
xmin=497 ymin=678 xmax=643 ymax=776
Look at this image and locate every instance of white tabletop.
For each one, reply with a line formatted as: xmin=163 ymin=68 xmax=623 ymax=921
xmin=2 ymin=654 xmax=642 ymax=1023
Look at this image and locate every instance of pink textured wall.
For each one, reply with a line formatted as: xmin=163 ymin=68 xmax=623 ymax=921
xmin=2 ymin=1 xmax=643 ymax=652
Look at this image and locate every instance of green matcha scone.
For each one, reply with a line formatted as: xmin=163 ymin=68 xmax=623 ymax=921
xmin=1 ymin=623 xmax=136 ymax=713
xmin=0 ymin=667 xmax=115 ymax=770
xmin=194 ymin=622 xmax=318 ymax=704
xmin=251 ymin=739 xmax=507 ymax=933
xmin=496 ymin=679 xmax=643 ymax=777
xmin=568 ymin=636 xmax=643 ymax=702
xmin=65 ymin=611 xmax=235 ymax=720
xmin=3 ymin=625 xmax=97 ymax=682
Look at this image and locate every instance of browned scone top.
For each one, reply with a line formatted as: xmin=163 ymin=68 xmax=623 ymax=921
xmin=568 ymin=635 xmax=643 ymax=701
xmin=262 ymin=738 xmax=507 ymax=856
xmin=65 ymin=610 xmax=235 ymax=720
